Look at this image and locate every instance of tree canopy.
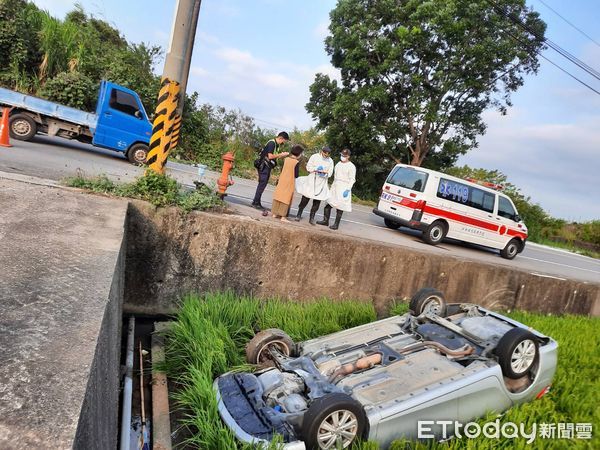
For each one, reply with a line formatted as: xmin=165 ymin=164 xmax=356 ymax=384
xmin=306 ymin=0 xmax=546 ymax=198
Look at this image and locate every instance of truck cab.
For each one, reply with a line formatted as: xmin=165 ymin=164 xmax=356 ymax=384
xmin=92 ymin=81 xmax=153 ymax=164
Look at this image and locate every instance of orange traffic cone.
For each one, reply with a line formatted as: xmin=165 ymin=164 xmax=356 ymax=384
xmin=0 ymin=107 xmax=12 ymax=148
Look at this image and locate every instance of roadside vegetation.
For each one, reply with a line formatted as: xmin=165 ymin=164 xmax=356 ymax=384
xmin=65 ymin=171 xmax=223 ymax=212
xmin=163 ymin=293 xmax=599 ymax=450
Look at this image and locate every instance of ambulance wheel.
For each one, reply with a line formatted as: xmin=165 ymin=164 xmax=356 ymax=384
xmin=423 ymin=221 xmax=447 ymax=245
xmin=384 ymin=218 xmax=401 ymax=230
xmin=127 ymin=143 xmax=149 ymax=165
xmin=500 ymin=239 xmax=521 ymax=260
xmin=9 ymin=113 xmax=37 ymax=141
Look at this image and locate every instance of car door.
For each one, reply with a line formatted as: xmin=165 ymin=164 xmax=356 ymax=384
xmin=93 ymin=86 xmax=151 ymax=152
xmin=495 ymin=195 xmax=525 ymax=245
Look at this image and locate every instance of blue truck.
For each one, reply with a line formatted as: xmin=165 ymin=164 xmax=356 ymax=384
xmin=0 ymin=80 xmax=152 ymax=164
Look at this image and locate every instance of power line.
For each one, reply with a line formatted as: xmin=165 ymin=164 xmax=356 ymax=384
xmin=536 ymin=0 xmax=600 ymax=49
xmin=488 ymin=0 xmax=600 ymax=95
xmin=483 ymin=2 xmax=600 ymax=96
xmin=486 ymin=0 xmax=600 ymax=82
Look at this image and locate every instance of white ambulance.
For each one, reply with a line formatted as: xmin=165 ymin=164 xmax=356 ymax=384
xmin=373 ymin=164 xmax=528 ymax=259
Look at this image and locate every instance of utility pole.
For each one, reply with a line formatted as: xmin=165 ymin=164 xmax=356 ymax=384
xmin=146 ymin=0 xmax=202 ymax=173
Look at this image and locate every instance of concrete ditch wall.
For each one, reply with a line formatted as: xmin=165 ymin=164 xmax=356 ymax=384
xmin=124 ymin=203 xmax=600 ymax=317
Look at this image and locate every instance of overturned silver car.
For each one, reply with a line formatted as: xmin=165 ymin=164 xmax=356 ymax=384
xmin=214 ymin=288 xmax=558 ymax=449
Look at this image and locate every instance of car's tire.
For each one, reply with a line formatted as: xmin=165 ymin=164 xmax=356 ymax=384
xmin=9 ymin=113 xmax=37 ymax=141
xmin=409 ymin=287 xmax=448 ymax=317
xmin=126 ymin=143 xmax=149 ymax=165
xmin=500 ymin=238 xmax=521 ymax=260
xmin=302 ymin=393 xmax=366 ymax=450
xmin=384 ymin=218 xmax=401 ymax=230
xmin=422 ymin=220 xmax=447 ymax=245
xmin=245 ymin=328 xmax=295 ymax=366
xmin=495 ymin=328 xmax=539 ymax=379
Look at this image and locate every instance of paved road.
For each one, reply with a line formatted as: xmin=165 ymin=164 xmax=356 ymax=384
xmin=1 ymin=135 xmax=598 ymax=284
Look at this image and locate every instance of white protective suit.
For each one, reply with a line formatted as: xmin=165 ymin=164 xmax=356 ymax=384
xmin=295 ymin=153 xmax=334 ymax=201
xmin=327 ymin=161 xmax=356 ymax=212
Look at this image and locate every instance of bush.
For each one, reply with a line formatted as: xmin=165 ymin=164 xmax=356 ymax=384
xmin=38 ymin=71 xmax=98 ymax=111
xmin=64 ymin=171 xmax=224 ymax=212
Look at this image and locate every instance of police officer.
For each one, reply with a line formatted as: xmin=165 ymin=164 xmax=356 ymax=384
xmin=252 ymin=131 xmax=290 ymax=210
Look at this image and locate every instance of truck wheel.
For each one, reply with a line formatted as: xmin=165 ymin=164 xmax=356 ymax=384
xmin=495 ymin=328 xmax=539 ymax=379
xmin=127 ymin=143 xmax=149 ymax=165
xmin=500 ymin=239 xmax=521 ymax=260
xmin=384 ymin=218 xmax=401 ymax=230
xmin=422 ymin=220 xmax=447 ymax=245
xmin=245 ymin=329 xmax=295 ymax=367
xmin=9 ymin=113 xmax=37 ymax=141
xmin=303 ymin=393 xmax=366 ymax=450
xmin=410 ymin=287 xmax=448 ymax=317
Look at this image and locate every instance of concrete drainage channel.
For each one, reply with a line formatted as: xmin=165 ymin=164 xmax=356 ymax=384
xmin=119 ymin=317 xmax=172 ymax=450
xmin=104 ymin=201 xmax=599 ymax=450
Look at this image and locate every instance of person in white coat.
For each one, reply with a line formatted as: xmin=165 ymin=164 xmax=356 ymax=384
xmin=317 ymin=148 xmax=356 ymax=230
xmin=294 ymin=146 xmax=334 ymax=224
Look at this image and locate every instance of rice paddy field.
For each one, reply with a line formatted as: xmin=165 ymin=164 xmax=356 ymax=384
xmin=162 ymin=292 xmax=599 ymax=449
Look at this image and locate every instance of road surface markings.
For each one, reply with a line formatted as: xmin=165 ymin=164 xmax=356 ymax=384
xmin=521 ymin=256 xmax=600 ymax=275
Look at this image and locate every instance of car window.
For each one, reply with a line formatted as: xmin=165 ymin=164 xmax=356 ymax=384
xmin=387 ymin=167 xmax=428 ymax=192
xmin=109 ymin=89 xmax=140 ymax=117
xmin=498 ymin=196 xmax=517 ymax=220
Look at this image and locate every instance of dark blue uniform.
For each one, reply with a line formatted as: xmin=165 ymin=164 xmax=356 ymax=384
xmin=252 ymin=139 xmax=279 ymax=207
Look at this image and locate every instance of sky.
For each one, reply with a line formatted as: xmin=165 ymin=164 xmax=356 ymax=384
xmin=31 ymin=0 xmax=600 ymax=221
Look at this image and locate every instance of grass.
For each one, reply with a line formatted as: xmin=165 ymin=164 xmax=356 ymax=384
xmin=64 ymin=171 xmax=224 ymax=212
xmin=534 ymin=238 xmax=600 ymax=260
xmin=163 ymin=295 xmax=599 ymax=450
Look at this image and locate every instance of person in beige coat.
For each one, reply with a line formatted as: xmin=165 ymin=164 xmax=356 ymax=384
xmin=271 ymin=145 xmax=305 ymax=222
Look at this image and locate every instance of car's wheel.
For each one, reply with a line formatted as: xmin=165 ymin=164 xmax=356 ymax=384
xmin=495 ymin=328 xmax=539 ymax=379
xmin=245 ymin=328 xmax=295 ymax=366
xmin=384 ymin=218 xmax=401 ymax=230
xmin=303 ymin=393 xmax=366 ymax=450
xmin=409 ymin=287 xmax=448 ymax=317
xmin=127 ymin=143 xmax=149 ymax=165
xmin=500 ymin=238 xmax=521 ymax=260
xmin=422 ymin=220 xmax=447 ymax=245
xmin=9 ymin=113 xmax=37 ymax=141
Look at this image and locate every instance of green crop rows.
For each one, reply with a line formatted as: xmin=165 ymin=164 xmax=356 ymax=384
xmin=162 ymin=293 xmax=599 ymax=449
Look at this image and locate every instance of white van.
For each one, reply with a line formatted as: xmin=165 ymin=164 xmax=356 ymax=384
xmin=373 ymin=164 xmax=528 ymax=259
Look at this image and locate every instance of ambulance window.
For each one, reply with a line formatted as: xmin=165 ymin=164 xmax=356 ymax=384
xmin=437 ymin=178 xmax=469 ymax=204
xmin=498 ymin=196 xmax=517 ymax=221
xmin=387 ymin=167 xmax=428 ymax=192
xmin=468 ymin=188 xmax=495 ymax=213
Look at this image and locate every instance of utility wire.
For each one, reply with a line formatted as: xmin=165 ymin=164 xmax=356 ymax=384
xmin=536 ymin=0 xmax=600 ymax=49
xmin=486 ymin=0 xmax=600 ymax=82
xmin=488 ymin=8 xmax=600 ymax=96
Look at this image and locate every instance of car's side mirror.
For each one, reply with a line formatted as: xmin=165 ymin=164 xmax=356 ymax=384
xmin=134 ymin=110 xmax=142 ymax=119
xmin=514 ymin=214 xmax=521 ymax=222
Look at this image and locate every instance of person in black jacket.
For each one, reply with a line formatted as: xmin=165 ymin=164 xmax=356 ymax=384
xmin=252 ymin=131 xmax=290 ymax=209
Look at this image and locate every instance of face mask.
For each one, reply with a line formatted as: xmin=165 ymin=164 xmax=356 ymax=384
xmin=341 ymin=156 xmax=348 ymax=162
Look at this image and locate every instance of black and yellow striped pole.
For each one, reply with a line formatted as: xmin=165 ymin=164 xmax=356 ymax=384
xmin=147 ymin=0 xmax=201 ymax=174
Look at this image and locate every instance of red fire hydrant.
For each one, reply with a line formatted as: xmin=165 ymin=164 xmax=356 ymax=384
xmin=217 ymin=151 xmax=235 ymax=199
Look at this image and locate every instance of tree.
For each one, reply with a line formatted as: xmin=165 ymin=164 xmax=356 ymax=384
xmin=306 ymin=0 xmax=546 ymax=198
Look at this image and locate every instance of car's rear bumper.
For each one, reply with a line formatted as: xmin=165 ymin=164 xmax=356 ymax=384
xmin=373 ymin=207 xmax=427 ymax=231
